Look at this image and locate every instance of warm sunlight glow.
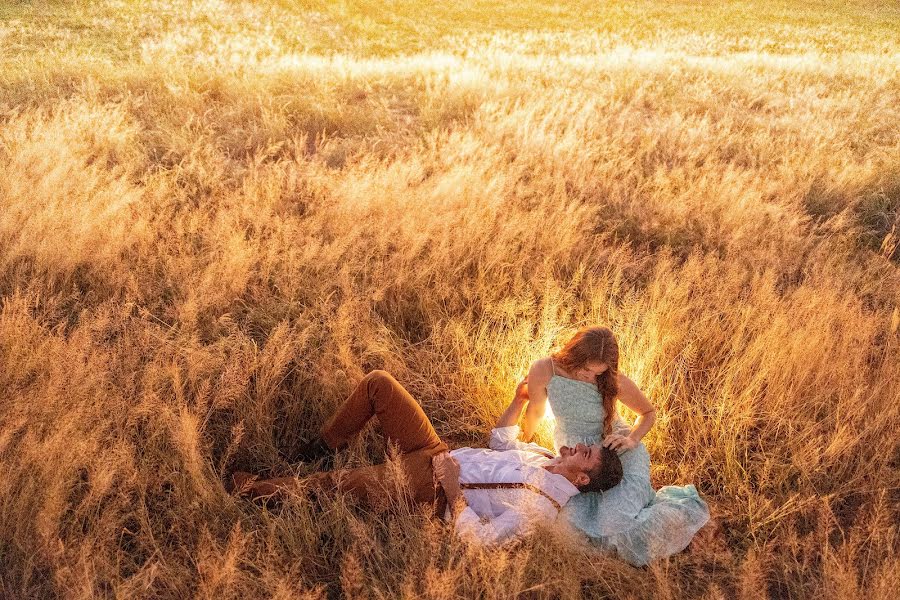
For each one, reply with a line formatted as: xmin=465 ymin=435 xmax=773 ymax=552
xmin=543 ymin=400 xmax=555 ymax=423
xmin=3 ymin=0 xmax=897 ymax=594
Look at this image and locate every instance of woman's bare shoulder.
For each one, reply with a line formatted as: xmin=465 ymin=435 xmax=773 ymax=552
xmin=528 ymin=357 xmax=554 ymax=382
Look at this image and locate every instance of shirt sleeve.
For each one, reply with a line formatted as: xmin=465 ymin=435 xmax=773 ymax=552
xmin=454 ymin=500 xmax=557 ymax=547
xmin=488 ymin=425 xmax=555 ymax=457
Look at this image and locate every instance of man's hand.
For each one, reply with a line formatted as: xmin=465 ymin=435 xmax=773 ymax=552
xmin=433 ymin=451 xmax=462 ymax=504
xmin=495 ymin=377 xmax=530 ymax=429
xmin=513 ymin=377 xmax=529 ymax=406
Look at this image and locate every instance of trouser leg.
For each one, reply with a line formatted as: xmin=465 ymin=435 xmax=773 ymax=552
xmin=310 ymin=371 xmax=447 ymax=511
xmin=321 ymin=370 xmax=446 ymax=455
xmin=304 ymin=448 xmax=440 ymax=512
xmin=239 ymin=451 xmax=441 ymax=513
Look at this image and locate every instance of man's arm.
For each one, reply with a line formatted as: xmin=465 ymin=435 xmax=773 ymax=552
xmin=495 ymin=378 xmax=528 ymax=428
xmin=489 ymin=379 xmax=555 ymax=457
xmin=434 ymin=453 xmax=558 ymax=547
xmin=488 ymin=425 xmax=554 ymax=457
xmin=455 ymin=502 xmax=557 ymax=546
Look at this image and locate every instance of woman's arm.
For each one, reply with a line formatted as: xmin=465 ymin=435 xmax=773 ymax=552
xmin=521 ymin=358 xmax=552 ymax=442
xmin=604 ymin=373 xmax=656 ymax=452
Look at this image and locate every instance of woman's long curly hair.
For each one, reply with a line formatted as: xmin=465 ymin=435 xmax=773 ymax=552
xmin=551 ymin=326 xmax=620 ymax=436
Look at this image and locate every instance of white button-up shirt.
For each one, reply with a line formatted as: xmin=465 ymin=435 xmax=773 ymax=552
xmin=447 ymin=425 xmax=580 ymax=546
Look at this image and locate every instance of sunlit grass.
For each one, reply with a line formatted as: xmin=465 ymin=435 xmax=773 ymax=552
xmin=0 ymin=0 xmax=898 ymax=598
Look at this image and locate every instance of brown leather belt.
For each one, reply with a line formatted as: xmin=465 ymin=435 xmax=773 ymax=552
xmin=460 ymin=482 xmax=562 ymax=511
xmin=433 ymin=481 xmax=561 ymax=521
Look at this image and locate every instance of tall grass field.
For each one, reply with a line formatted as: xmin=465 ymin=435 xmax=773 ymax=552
xmin=1 ymin=0 xmax=898 ymax=597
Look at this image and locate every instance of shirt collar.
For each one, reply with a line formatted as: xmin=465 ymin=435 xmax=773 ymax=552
xmin=538 ymin=465 xmax=581 ymax=505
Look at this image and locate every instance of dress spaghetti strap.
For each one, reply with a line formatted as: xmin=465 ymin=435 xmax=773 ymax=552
xmin=550 ymin=358 xmax=556 ymax=376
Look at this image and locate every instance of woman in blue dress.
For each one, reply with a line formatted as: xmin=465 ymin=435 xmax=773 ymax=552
xmin=519 ymin=326 xmax=709 ymax=565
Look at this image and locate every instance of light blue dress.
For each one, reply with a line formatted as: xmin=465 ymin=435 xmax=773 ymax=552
xmin=547 ymin=372 xmax=710 ymax=566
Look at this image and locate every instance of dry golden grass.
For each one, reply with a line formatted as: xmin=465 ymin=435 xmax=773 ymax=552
xmin=1 ymin=0 xmax=899 ymax=598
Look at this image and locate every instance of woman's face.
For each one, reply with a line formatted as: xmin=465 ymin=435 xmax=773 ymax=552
xmin=574 ymin=360 xmax=608 ymax=382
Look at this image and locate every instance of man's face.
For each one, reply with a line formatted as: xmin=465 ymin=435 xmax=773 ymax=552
xmin=555 ymin=443 xmax=604 ymax=484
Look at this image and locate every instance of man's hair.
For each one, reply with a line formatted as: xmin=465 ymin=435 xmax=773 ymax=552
xmin=578 ymin=446 xmax=624 ymax=493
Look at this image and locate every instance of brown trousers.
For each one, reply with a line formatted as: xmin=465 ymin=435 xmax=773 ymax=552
xmin=306 ymin=370 xmax=448 ymax=512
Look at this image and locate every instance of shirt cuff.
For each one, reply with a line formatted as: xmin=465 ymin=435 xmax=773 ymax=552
xmin=488 ymin=425 xmax=521 ymax=450
xmin=493 ymin=425 xmax=520 ymax=437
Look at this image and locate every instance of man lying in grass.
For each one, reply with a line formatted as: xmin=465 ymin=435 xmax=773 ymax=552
xmin=228 ymin=370 xmax=623 ymax=546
